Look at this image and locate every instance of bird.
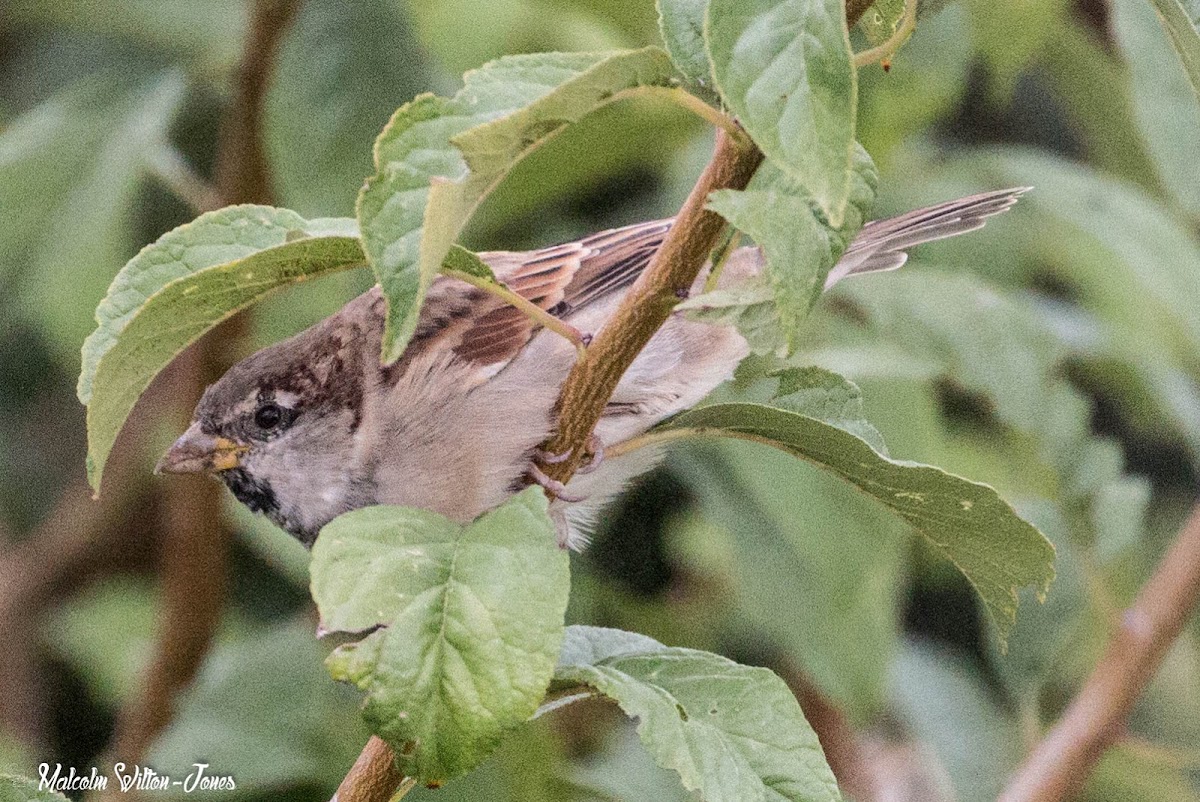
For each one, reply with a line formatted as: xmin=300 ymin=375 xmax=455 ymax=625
xmin=156 ymin=188 xmax=1028 ymax=550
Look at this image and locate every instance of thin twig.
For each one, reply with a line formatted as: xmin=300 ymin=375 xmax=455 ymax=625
xmin=779 ymin=662 xmax=878 ymax=801
xmin=999 ymin=503 xmax=1200 ymax=802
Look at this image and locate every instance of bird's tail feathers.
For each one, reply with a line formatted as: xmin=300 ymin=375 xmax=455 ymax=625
xmin=823 ymin=186 xmax=1031 ymax=290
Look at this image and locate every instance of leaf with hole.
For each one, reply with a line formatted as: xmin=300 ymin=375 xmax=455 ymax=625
xmin=659 ymin=394 xmax=1054 ymax=643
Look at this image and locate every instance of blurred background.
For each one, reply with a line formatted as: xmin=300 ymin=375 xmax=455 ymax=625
xmin=2 ymin=0 xmax=1199 ymax=799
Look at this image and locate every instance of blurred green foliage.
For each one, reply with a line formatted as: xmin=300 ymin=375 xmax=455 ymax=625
xmin=2 ymin=0 xmax=1199 ymax=800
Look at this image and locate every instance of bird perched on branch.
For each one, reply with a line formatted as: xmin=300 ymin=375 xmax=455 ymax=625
xmin=157 ymin=188 xmax=1027 ymax=549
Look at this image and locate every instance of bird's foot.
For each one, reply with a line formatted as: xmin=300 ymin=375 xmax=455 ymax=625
xmin=534 ymin=433 xmax=605 ymax=475
xmin=574 ymin=434 xmax=605 ymax=475
xmin=527 ymin=464 xmax=586 ymax=503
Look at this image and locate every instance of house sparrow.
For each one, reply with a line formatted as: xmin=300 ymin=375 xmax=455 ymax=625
xmin=157 ymin=188 xmax=1027 ymax=549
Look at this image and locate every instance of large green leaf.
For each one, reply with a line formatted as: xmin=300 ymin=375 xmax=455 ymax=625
xmin=902 ymin=150 xmax=1200 ymax=371
xmin=657 ymin=0 xmax=718 ymax=99
xmin=553 ymin=626 xmax=843 ymax=802
xmin=312 ymin=489 xmax=570 ymax=783
xmin=4 ymin=70 xmax=186 ymax=361
xmin=79 ymin=208 xmax=364 ymax=492
xmin=704 ymin=146 xmax=877 ymax=349
xmin=674 ymin=442 xmax=905 ymax=720
xmin=1112 ymin=0 xmax=1200 ymax=217
xmin=265 ymin=0 xmax=430 ymax=217
xmin=357 ymin=47 xmax=678 ymax=363
xmin=659 ymin=398 xmax=1054 ymax=642
xmin=706 ymin=0 xmax=856 ymax=225
xmin=965 ymin=0 xmax=1070 ymax=100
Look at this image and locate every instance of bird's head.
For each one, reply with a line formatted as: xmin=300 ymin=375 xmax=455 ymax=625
xmin=156 ymin=315 xmax=373 ymax=545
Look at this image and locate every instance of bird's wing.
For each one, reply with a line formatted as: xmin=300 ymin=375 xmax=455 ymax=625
xmin=398 ymin=187 xmax=1029 ymax=371
xmin=405 ymin=219 xmax=672 ymax=370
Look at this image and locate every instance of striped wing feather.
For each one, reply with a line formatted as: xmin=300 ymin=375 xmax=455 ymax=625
xmin=406 ymin=187 xmax=1028 ymax=371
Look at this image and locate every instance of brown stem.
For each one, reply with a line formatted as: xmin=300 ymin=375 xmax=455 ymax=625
xmin=780 ymin=662 xmax=877 ymax=801
xmin=999 ymin=504 xmax=1200 ymax=802
xmin=214 ymin=0 xmax=295 ymax=206
xmin=536 ymin=130 xmax=763 ymax=483
xmin=99 ymin=0 xmax=299 ymax=780
xmin=331 ymin=737 xmax=408 ymax=802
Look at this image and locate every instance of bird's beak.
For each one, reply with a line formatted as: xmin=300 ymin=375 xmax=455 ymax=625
xmin=155 ymin=423 xmax=247 ymax=475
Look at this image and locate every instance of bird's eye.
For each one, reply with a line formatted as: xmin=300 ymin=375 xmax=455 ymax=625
xmin=254 ymin=403 xmax=285 ymax=431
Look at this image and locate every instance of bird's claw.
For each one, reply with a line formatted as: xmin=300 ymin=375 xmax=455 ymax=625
xmin=527 ymin=464 xmax=586 ymax=503
xmin=535 ymin=434 xmax=605 ymax=475
xmin=574 ymin=434 xmax=605 ymax=475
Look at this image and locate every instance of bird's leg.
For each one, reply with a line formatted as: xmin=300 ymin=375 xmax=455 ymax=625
xmin=527 ymin=463 xmax=586 ymax=503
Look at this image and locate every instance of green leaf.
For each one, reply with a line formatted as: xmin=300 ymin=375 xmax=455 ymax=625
xmin=676 ymin=279 xmax=789 ymax=354
xmin=707 ymin=189 xmax=829 ymax=343
xmin=148 ymin=619 xmax=369 ymax=793
xmin=1089 ymin=746 xmax=1200 ymax=802
xmin=983 ymin=503 xmax=1089 ymax=703
xmin=79 ymin=208 xmax=364 ymax=492
xmin=0 ymin=775 xmax=69 ymax=802
xmin=964 ymin=0 xmax=1070 ymax=100
xmin=857 ymin=0 xmax=906 ymax=45
xmin=265 ymin=0 xmax=431 ymax=217
xmin=443 ymin=244 xmax=499 ymax=280
xmin=554 ymin=626 xmax=843 ymax=802
xmin=706 ymin=0 xmax=856 ymax=225
xmin=357 ymin=47 xmax=678 ymax=363
xmin=1148 ymin=0 xmax=1200 ymax=96
xmin=4 ymin=70 xmax=186 ymax=361
xmin=673 ymin=442 xmax=905 ymax=720
xmin=906 ymin=150 xmax=1200 ymax=379
xmin=837 ymin=270 xmax=1086 ymax=467
xmin=1112 ymin=0 xmax=1200 ymax=217
xmin=698 ymin=145 xmax=877 ymax=351
xmin=659 ymin=401 xmax=1055 ymax=642
xmin=312 ymin=488 xmax=570 ymax=783
xmin=657 ymin=0 xmax=718 ymax=99
xmin=41 ymin=579 xmax=160 ymax=707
